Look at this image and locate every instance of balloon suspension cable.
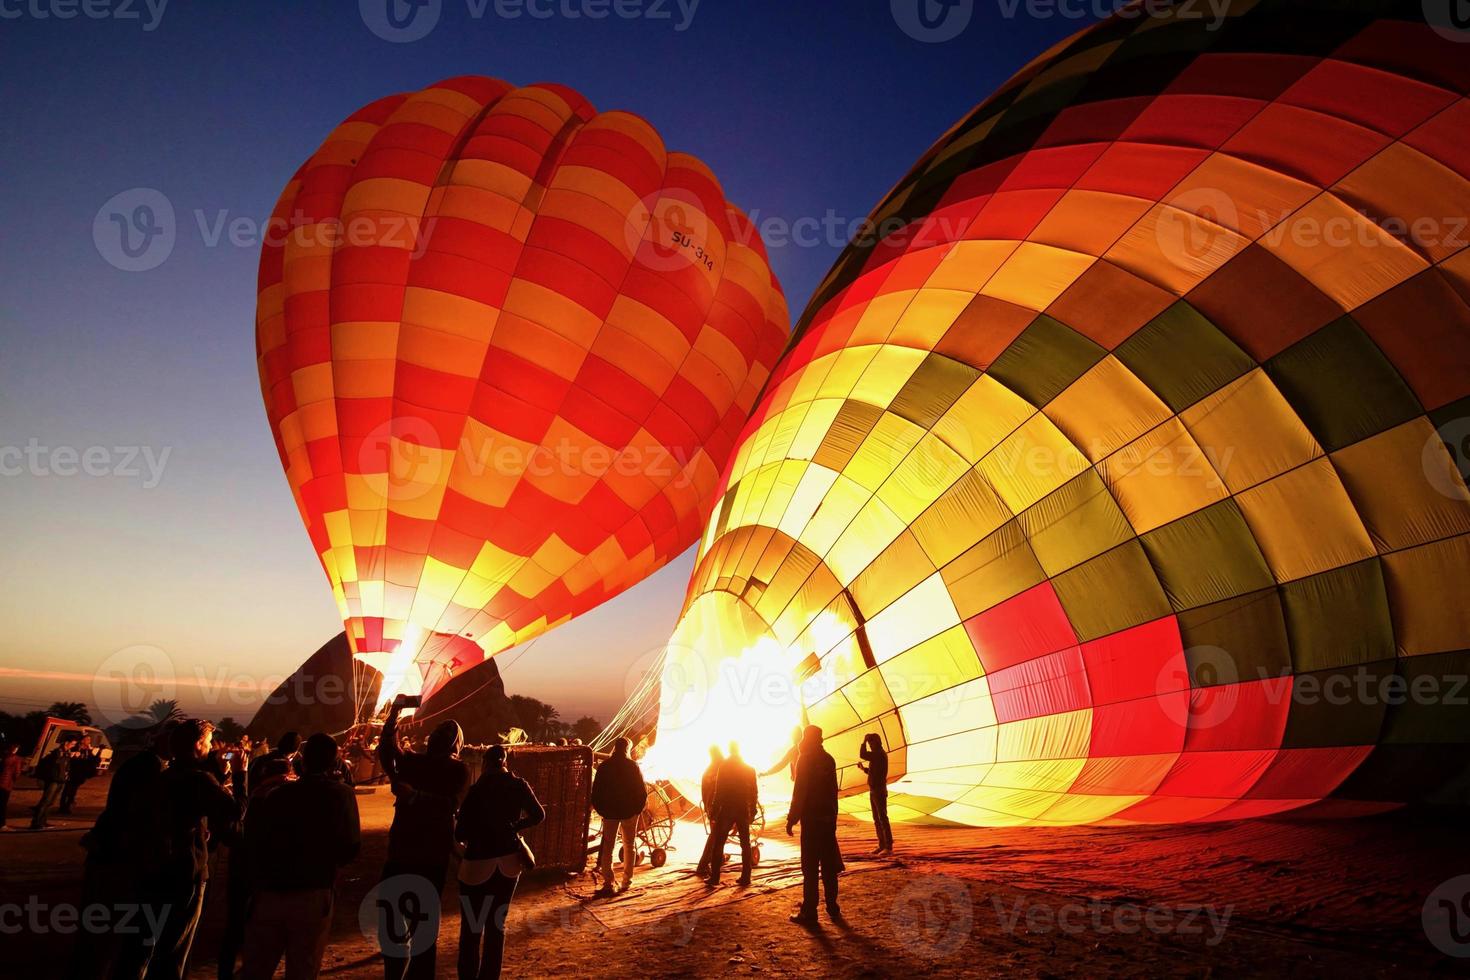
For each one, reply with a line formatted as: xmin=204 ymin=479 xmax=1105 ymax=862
xmin=408 ymin=635 xmax=543 ymax=734
xmin=591 ymin=646 xmax=665 ymax=754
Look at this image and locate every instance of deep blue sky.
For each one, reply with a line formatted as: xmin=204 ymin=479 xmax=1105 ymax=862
xmin=0 ymin=1 xmax=1094 ymax=724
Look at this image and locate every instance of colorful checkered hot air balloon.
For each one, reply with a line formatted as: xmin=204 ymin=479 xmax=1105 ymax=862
xmin=256 ymin=77 xmax=789 ymax=714
xmin=653 ymin=0 xmax=1470 ymax=825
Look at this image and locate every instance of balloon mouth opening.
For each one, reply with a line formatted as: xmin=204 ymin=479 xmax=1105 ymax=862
xmin=643 ymin=592 xmax=852 ymax=802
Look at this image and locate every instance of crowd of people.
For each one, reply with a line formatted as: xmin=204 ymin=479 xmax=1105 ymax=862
xmin=689 ymin=724 xmax=893 ymax=922
xmin=14 ymin=698 xmax=894 ymax=979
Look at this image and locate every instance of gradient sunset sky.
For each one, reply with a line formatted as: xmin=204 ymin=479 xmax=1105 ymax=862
xmin=0 ymin=1 xmax=1089 ymax=727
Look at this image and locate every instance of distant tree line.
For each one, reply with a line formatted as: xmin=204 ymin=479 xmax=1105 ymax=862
xmin=506 ymin=694 xmax=601 ymax=744
xmin=0 ymin=699 xmax=252 ymax=753
xmin=0 ymin=694 xmax=597 ymax=752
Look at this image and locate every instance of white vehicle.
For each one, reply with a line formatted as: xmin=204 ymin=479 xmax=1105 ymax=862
xmin=24 ymin=717 xmax=113 ymax=776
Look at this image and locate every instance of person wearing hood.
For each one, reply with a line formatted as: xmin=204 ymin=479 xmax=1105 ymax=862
xmin=590 ymin=737 xmax=646 ymax=896
xmin=375 ymin=694 xmax=470 ymax=980
xmin=786 ymin=725 xmax=843 ymax=925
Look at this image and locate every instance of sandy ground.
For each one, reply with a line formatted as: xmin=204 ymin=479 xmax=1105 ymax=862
xmin=2 ymin=774 xmax=1466 ymax=978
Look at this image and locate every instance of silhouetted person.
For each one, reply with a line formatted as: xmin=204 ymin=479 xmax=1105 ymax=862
xmin=455 ymin=744 xmax=545 ymax=980
xmin=58 ymin=735 xmax=100 ymax=814
xmin=249 ymin=730 xmax=301 ymax=794
xmin=0 ymin=742 xmax=22 ymax=829
xmin=761 ymin=726 xmax=802 ymax=779
xmin=707 ymin=742 xmax=758 ymax=887
xmin=231 ymin=735 xmax=252 ymax=803
xmin=150 ymin=718 xmax=241 ymax=980
xmin=694 ymin=745 xmax=724 ymax=877
xmin=69 ymin=724 xmax=172 ymax=980
xmin=29 ymin=738 xmax=72 ymax=828
xmin=857 ymin=733 xmax=892 ymax=853
xmin=376 ymin=695 xmax=470 ymax=980
xmin=786 ymin=725 xmax=842 ymax=924
xmin=239 ymin=732 xmax=360 ymax=980
xmin=591 ymin=737 xmax=645 ymax=896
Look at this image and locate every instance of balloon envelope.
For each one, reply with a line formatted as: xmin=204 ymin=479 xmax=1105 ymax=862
xmin=656 ymin=1 xmax=1470 ymax=825
xmin=256 ymin=77 xmax=789 ymax=707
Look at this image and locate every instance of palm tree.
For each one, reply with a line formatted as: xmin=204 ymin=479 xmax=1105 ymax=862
xmin=536 ymin=703 xmax=560 ymax=742
xmin=138 ymin=698 xmax=183 ymax=727
xmin=46 ymin=702 xmax=92 ymax=726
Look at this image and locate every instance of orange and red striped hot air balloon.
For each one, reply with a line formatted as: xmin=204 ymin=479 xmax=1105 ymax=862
xmin=256 ymin=77 xmax=788 ymax=714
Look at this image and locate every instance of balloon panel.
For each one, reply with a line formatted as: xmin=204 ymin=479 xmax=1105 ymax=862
xmin=667 ymin=1 xmax=1470 ymax=825
xmin=256 ymin=78 xmax=789 ymax=702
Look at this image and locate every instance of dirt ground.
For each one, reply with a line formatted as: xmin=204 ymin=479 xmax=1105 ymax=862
xmin=2 ymin=774 xmax=1466 ymax=978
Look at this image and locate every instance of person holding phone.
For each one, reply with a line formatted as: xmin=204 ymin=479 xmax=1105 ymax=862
xmin=376 ymin=693 xmax=469 ymax=980
xmin=454 ymin=744 xmax=544 ymax=980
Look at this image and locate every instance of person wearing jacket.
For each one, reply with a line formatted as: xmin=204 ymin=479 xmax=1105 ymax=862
xmin=706 ymin=742 xmax=758 ymax=887
xmin=455 ymin=744 xmax=545 ymax=980
xmin=857 ymin=732 xmax=893 ymax=854
xmin=591 ymin=737 xmax=646 ymax=896
xmin=376 ymin=695 xmax=470 ymax=980
xmin=694 ymin=745 xmax=724 ymax=877
xmin=0 ymin=742 xmax=22 ymax=829
xmin=67 ymin=725 xmax=172 ymax=980
xmin=29 ymin=739 xmax=73 ymax=829
xmin=785 ymin=725 xmax=842 ymax=924
xmin=58 ymin=735 xmax=100 ymax=815
xmin=149 ymin=718 xmax=242 ymax=980
xmin=239 ymin=732 xmax=360 ymax=980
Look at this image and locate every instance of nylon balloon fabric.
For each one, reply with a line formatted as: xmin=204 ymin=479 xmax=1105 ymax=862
xmin=664 ymin=0 xmax=1470 ymax=825
xmin=256 ymin=78 xmax=789 ymax=704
